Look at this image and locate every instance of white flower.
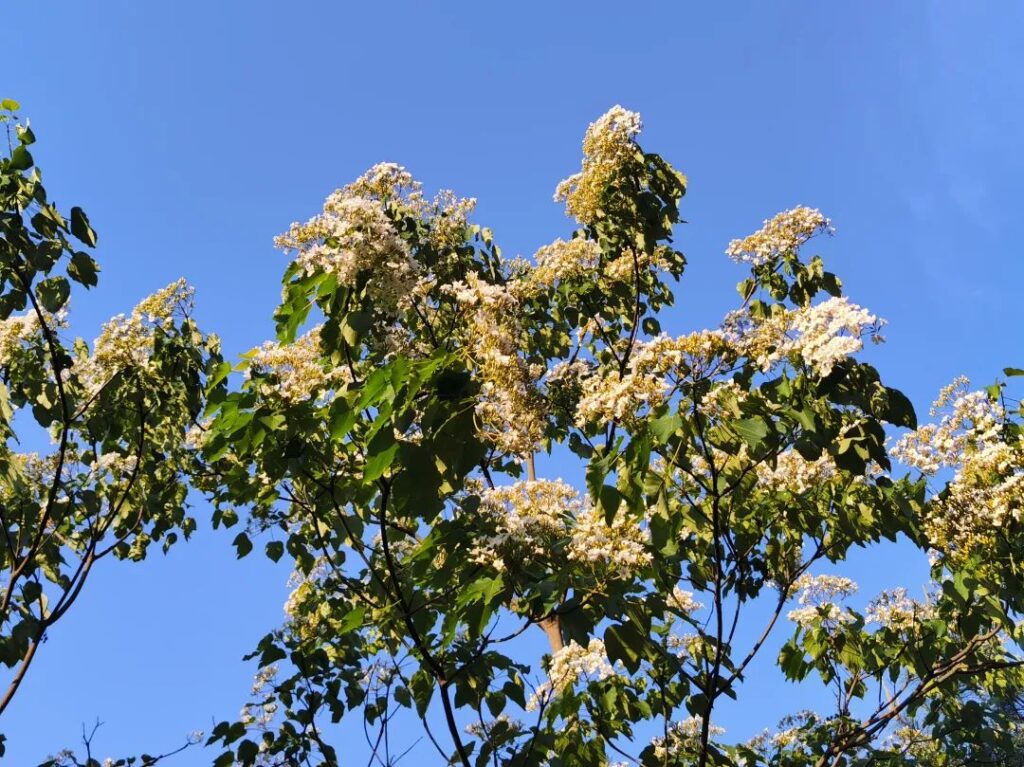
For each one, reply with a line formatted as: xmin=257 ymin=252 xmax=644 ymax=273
xmin=726 ymin=206 xmax=833 ymax=266
xmin=0 ymin=312 xmax=41 ymax=366
xmin=277 ymin=195 xmax=419 ymax=312
xmin=786 ymin=573 xmax=858 ymax=628
xmin=865 ymin=588 xmax=936 ymax=631
xmin=530 ymin=237 xmax=601 ymax=286
xmin=755 ymin=450 xmax=837 ymax=494
xmin=723 ymin=297 xmax=882 ymax=377
xmin=526 ymin=638 xmax=618 ymax=710
xmin=892 ymin=377 xmax=1022 ymax=558
xmin=667 ymin=586 xmax=703 ymax=614
xmin=555 ymin=106 xmax=643 ymax=224
xmin=247 ymin=325 xmax=350 ymax=404
xmin=470 ymin=480 xmax=649 ymax=578
xmin=651 ymin=717 xmax=725 ymax=760
xmin=79 ymin=279 xmax=194 ymax=393
xmin=445 ymin=273 xmax=546 ymax=456
xmin=788 ymin=297 xmax=882 ymax=377
xmin=567 ymin=504 xmax=651 ymax=579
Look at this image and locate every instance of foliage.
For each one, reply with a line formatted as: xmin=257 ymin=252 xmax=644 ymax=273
xmin=4 ymin=99 xmax=1021 ymax=767
xmin=195 ymin=105 xmax=1024 ymax=767
xmin=0 ymin=101 xmax=219 ymax=756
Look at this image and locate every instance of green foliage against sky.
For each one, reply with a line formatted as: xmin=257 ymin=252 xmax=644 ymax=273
xmin=3 ymin=101 xmax=1024 ymax=767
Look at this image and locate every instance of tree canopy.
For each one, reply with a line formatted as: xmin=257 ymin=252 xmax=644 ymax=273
xmin=3 ymin=100 xmax=1023 ymax=767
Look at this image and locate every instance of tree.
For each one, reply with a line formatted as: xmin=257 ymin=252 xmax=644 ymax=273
xmin=196 ymin=105 xmax=1024 ymax=766
xmin=0 ymin=101 xmax=218 ymax=759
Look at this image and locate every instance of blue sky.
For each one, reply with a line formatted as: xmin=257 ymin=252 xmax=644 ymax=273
xmin=4 ymin=2 xmax=1024 ymax=764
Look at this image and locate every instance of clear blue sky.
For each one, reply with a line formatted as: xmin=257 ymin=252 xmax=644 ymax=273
xmin=4 ymin=2 xmax=1024 ymax=764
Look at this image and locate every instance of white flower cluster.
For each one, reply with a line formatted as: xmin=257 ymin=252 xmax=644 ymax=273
xmin=345 ymin=162 xmax=421 ymax=201
xmin=688 ymin=443 xmax=753 ymax=488
xmin=892 ymin=377 xmax=1003 ymax=475
xmin=770 ymin=727 xmax=801 ymax=749
xmin=471 ymin=479 xmax=579 ymax=568
xmin=332 ymin=162 xmax=476 ymax=256
xmin=865 ymin=588 xmax=935 ymax=631
xmin=276 ymin=192 xmax=419 ymax=312
xmin=470 ymin=479 xmax=650 ymax=579
xmin=665 ymin=632 xmax=702 ymax=659
xmin=530 ymin=237 xmax=601 ymax=287
xmin=566 ymin=504 xmax=651 ymax=579
xmin=697 ymin=380 xmax=747 ymax=420
xmin=247 ymin=325 xmax=349 ymax=404
xmin=447 ymin=273 xmax=546 ymax=456
xmin=427 ymin=188 xmax=477 ymax=254
xmin=747 ymin=711 xmax=820 ymax=756
xmin=884 ymin=726 xmax=943 ymax=762
xmin=544 ymin=359 xmax=589 ymax=404
xmin=184 ymin=419 xmax=211 ymax=451
xmin=526 ymin=638 xmax=618 ymax=711
xmin=892 ymin=377 xmax=1022 ymax=557
xmin=575 ymin=366 xmax=667 ymax=426
xmin=575 ymin=331 xmax=733 ymax=425
xmin=786 ymin=573 xmax=858 ymax=628
xmin=755 ymin=449 xmax=837 ymax=494
xmin=464 ymin=713 xmax=522 ymax=742
xmin=239 ymin=664 xmax=279 ymax=728
xmin=723 ymin=297 xmax=882 ymax=377
xmin=0 ymin=312 xmax=40 ymax=367
xmin=666 ymin=586 xmax=703 ymax=614
xmin=82 ymin=279 xmax=194 ymax=391
xmin=283 ymin=558 xmax=329 ymax=623
xmin=788 ymin=297 xmax=883 ymax=376
xmin=555 ymin=105 xmax=643 ymax=224
xmin=603 ymin=247 xmax=672 ymax=282
xmin=651 ymin=717 xmax=725 ymax=761
xmin=89 ymin=451 xmax=139 ymax=479
xmin=726 ymin=206 xmax=833 ymax=266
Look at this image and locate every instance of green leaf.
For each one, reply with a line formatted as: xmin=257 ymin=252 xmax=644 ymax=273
xmin=604 ymin=622 xmax=644 ymax=674
xmin=410 ymin=670 xmax=435 ymax=717
xmin=1004 ymin=367 xmax=1024 ymax=377
xmin=685 ymin=692 xmax=709 ymax=717
xmin=641 ymin=316 xmax=660 ymax=335
xmin=236 ymin=739 xmax=259 ymax=765
xmin=67 ymin=252 xmax=100 ymax=287
xmin=233 ymin=532 xmax=253 ymax=558
xmin=363 ymin=429 xmax=398 ymax=482
xmin=338 ymin=605 xmax=366 ymax=634
xmin=264 ymin=540 xmax=284 ymax=562
xmin=485 ymin=691 xmax=506 ymax=717
xmin=778 ymin=640 xmax=809 ymax=680
xmin=341 ymin=310 xmax=373 ymax=345
xmin=9 ymin=145 xmax=32 ymax=171
xmin=392 ymin=443 xmax=443 ymax=517
xmin=70 ymin=207 xmax=98 ymax=247
xmin=22 ymin=581 xmax=41 ymax=604
xmin=1 ymin=98 xmax=20 ymax=111
xmin=598 ymin=484 xmax=623 ymax=524
xmin=733 ymin=416 xmax=769 ymax=448
xmin=649 ymin=412 xmax=681 ymax=443
xmin=329 ymin=398 xmax=356 ymax=441
xmin=883 ymin=386 xmax=917 ymax=429
xmin=503 ymin=679 xmax=526 ymax=709
xmin=393 ymin=685 xmax=412 ymax=708
xmin=435 ymin=368 xmax=471 ymax=400
xmin=36 ymin=277 xmax=70 ymax=312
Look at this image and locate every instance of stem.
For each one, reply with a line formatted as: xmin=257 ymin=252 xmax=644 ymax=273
xmin=376 ymin=481 xmax=472 ymax=767
xmin=538 ymin=616 xmax=564 ymax=653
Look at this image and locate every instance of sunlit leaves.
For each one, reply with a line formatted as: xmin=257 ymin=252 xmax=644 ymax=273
xmin=194 ymin=105 xmax=1024 ymax=767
